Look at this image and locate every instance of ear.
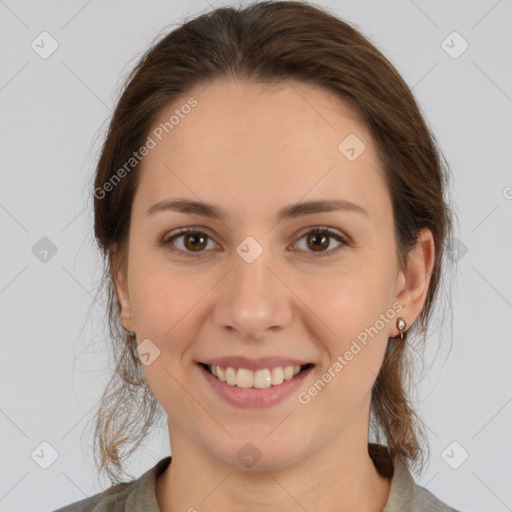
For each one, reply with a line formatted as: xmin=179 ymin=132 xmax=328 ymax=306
xmin=111 ymin=244 xmax=135 ymax=333
xmin=393 ymin=228 xmax=436 ymax=336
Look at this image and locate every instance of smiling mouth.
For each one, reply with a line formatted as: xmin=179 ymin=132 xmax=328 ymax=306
xmin=198 ymin=362 xmax=314 ymax=389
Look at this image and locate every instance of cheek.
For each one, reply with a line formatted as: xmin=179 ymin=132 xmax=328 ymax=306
xmin=309 ymin=267 xmax=390 ymax=333
xmin=129 ymin=267 xmax=205 ymax=413
xmin=301 ymin=262 xmax=394 ymax=377
xmin=129 ymin=249 xmax=212 ymax=337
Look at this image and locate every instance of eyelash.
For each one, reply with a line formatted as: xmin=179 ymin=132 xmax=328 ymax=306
xmin=159 ymin=226 xmax=350 ymax=259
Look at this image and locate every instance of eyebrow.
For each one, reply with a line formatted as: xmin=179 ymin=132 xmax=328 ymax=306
xmin=146 ymin=197 xmax=368 ymax=221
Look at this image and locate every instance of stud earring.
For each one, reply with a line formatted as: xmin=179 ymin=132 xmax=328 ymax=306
xmin=396 ymin=317 xmax=407 ymax=340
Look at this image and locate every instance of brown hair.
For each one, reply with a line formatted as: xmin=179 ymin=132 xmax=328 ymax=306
xmin=87 ymin=0 xmax=455 ymax=485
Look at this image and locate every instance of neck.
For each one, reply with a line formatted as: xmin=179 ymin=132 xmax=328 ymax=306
xmin=156 ymin=423 xmax=392 ymax=512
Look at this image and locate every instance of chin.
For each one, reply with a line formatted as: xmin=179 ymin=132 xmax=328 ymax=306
xmin=206 ymin=434 xmax=303 ymax=471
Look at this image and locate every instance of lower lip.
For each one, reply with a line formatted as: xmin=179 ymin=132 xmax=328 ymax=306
xmin=197 ymin=363 xmax=314 ymax=408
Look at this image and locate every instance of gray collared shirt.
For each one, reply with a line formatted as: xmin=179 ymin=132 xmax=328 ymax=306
xmin=53 ymin=455 xmax=461 ymax=511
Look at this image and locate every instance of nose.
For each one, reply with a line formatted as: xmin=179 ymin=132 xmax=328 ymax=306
xmin=212 ymin=242 xmax=294 ymax=341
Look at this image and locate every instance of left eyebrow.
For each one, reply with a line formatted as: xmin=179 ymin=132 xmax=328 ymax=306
xmin=146 ymin=197 xmax=369 ymax=222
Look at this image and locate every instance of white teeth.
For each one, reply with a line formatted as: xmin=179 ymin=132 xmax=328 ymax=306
xmin=270 ymin=366 xmax=284 ymax=385
xmin=225 ymin=367 xmax=237 ymax=386
xmin=236 ymin=368 xmax=253 ymax=388
xmin=207 ymin=364 xmax=308 ymax=389
xmin=254 ymin=369 xmax=272 ymax=388
xmin=283 ymin=365 xmax=294 ymax=380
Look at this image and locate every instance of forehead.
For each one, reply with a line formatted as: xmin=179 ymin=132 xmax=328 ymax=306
xmin=134 ymin=78 xmax=389 ymax=222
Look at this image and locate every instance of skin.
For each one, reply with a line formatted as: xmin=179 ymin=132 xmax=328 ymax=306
xmin=115 ymin=77 xmax=435 ymax=512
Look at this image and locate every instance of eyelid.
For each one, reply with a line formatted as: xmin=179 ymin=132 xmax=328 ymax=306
xmin=293 ymin=225 xmax=347 ymax=241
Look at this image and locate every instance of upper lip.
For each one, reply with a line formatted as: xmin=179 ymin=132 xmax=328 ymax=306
xmin=199 ymin=356 xmax=314 ymax=371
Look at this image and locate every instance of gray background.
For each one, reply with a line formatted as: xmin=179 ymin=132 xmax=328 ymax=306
xmin=1 ymin=0 xmax=511 ymax=511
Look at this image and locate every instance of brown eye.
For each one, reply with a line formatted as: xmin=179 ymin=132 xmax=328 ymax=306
xmin=182 ymin=232 xmax=208 ymax=252
xmin=293 ymin=228 xmax=349 ymax=257
xmin=161 ymin=226 xmax=349 ymax=259
xmin=306 ymin=232 xmax=330 ymax=252
xmin=161 ymin=228 xmax=217 ymax=257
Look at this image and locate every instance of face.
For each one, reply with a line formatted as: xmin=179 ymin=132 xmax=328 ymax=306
xmin=115 ymin=78 xmax=423 ymax=471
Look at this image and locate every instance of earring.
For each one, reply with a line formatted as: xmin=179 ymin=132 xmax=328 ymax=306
xmin=396 ymin=317 xmax=407 ymax=340
xmin=120 ymin=314 xmax=131 ymax=319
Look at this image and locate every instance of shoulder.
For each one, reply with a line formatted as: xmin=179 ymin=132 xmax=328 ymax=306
xmin=408 ymin=480 xmax=462 ymax=512
xmin=367 ymin=444 xmax=462 ymax=512
xmin=51 ymin=481 xmax=133 ymax=512
xmin=385 ymin=460 xmax=462 ymax=512
xmin=52 ymin=456 xmax=172 ymax=512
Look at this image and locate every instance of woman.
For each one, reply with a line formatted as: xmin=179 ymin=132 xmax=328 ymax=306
xmin=55 ymin=1 xmax=461 ymax=510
